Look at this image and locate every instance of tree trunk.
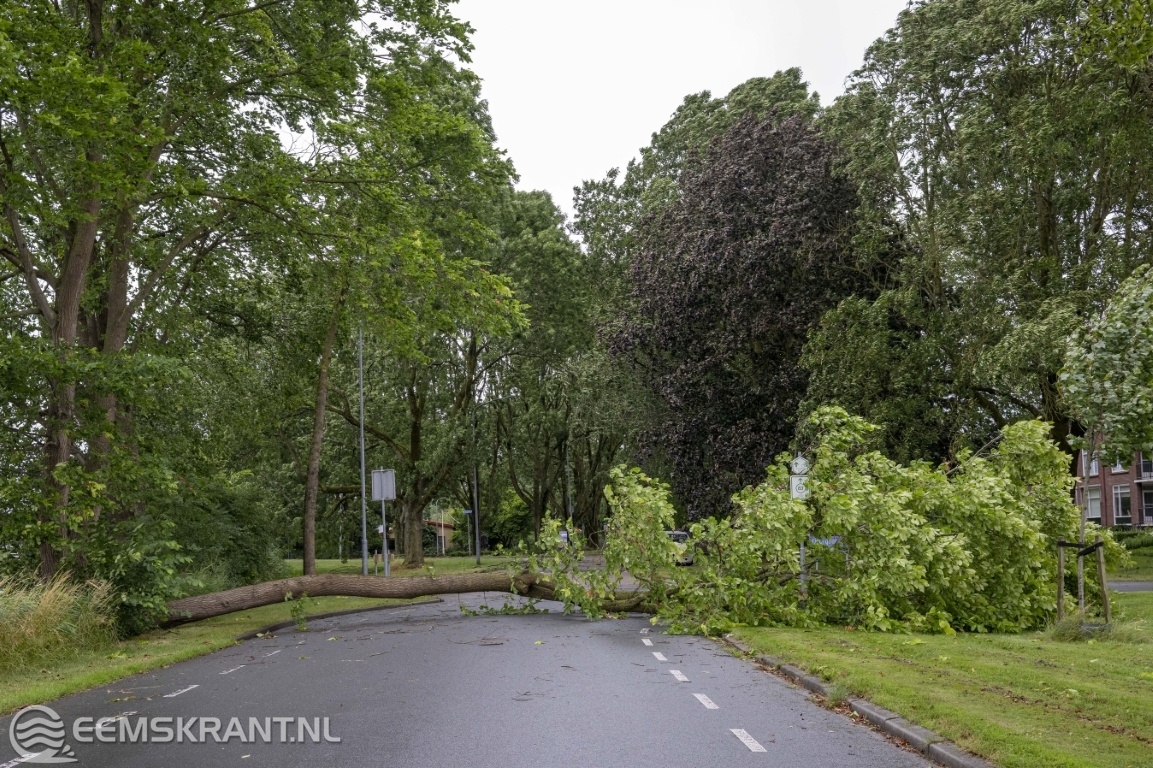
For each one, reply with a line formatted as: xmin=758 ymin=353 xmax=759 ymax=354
xmin=402 ymin=498 xmax=424 ymax=567
xmin=303 ymin=300 xmax=343 ymax=576
xmin=163 ymin=571 xmax=651 ymax=626
xmin=39 ymin=196 xmax=102 ymax=580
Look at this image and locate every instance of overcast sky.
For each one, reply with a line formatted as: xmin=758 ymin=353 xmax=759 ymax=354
xmin=452 ymin=0 xmax=910 ymax=217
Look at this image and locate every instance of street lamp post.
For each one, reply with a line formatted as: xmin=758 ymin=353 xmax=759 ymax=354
xmin=358 ymin=327 xmax=369 ymax=576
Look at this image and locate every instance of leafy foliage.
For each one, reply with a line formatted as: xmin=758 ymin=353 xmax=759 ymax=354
xmin=616 ymin=114 xmax=868 ymax=517
xmin=545 ymin=409 xmax=1110 ymax=636
xmin=1061 ymin=264 xmax=1153 ymax=461
xmin=808 ymin=0 xmax=1153 ymax=461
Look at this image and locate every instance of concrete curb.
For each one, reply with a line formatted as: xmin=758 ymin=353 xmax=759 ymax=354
xmin=722 ymin=634 xmax=996 ymax=768
xmin=234 ymin=597 xmax=443 ymax=641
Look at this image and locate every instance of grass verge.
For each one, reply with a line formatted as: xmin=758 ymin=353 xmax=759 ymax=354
xmin=730 ymin=592 xmax=1153 ymax=768
xmin=282 ymin=555 xmax=515 ymax=577
xmin=0 ymin=594 xmax=426 ymax=715
xmin=1112 ymin=548 xmax=1153 ymax=581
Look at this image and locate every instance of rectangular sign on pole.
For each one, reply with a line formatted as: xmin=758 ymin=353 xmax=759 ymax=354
xmin=789 ymin=475 xmax=810 ymax=500
xmin=371 ymin=469 xmax=396 ymax=501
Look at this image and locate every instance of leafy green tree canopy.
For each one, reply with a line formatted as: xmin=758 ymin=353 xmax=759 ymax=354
xmin=616 ymin=113 xmax=867 ymax=517
xmin=1061 ymin=264 xmax=1153 ymax=462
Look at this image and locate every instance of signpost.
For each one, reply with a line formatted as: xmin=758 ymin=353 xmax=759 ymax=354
xmin=790 ymin=455 xmax=811 ymax=604
xmin=371 ymin=469 xmax=396 ymax=577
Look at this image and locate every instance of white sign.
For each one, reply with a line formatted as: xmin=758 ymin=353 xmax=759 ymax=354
xmin=371 ymin=469 xmax=395 ymax=501
xmin=790 ymin=455 xmax=810 ymax=475
xmin=790 ymin=475 xmax=810 ymax=500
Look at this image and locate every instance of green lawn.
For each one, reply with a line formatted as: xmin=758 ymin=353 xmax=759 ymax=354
xmin=0 ymin=594 xmax=426 ymax=715
xmin=283 ymin=555 xmax=515 ymax=577
xmin=731 ymin=592 xmax=1153 ymax=768
xmin=1112 ymin=548 xmax=1153 ymax=581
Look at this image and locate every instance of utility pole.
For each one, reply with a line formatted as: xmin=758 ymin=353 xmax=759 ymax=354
xmin=358 ymin=327 xmax=368 ymax=576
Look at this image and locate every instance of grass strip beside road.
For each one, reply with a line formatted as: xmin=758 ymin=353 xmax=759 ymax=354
xmin=0 ymin=595 xmax=424 ymax=715
xmin=731 ymin=592 xmax=1153 ymax=768
xmin=1112 ymin=548 xmax=1153 ymax=581
xmin=282 ymin=555 xmax=515 ymax=577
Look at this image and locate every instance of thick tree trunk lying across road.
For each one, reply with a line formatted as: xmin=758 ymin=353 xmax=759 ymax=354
xmin=163 ymin=571 xmax=651 ymax=626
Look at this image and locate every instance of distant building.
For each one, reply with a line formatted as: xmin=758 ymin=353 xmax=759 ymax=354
xmin=1073 ymin=450 xmax=1153 ymax=528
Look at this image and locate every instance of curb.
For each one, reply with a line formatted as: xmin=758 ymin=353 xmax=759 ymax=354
xmin=722 ymin=635 xmax=996 ymax=768
xmin=234 ymin=597 xmax=443 ymax=641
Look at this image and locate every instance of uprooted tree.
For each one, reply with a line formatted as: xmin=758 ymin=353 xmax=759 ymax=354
xmin=166 ymin=407 xmax=1117 ymax=635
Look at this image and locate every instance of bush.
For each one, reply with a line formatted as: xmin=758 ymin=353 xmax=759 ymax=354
xmin=1115 ymin=530 xmax=1153 ymax=551
xmin=0 ymin=574 xmax=116 ymax=671
xmin=580 ymin=408 xmax=1112 ymax=635
xmin=167 ymin=472 xmax=286 ymax=591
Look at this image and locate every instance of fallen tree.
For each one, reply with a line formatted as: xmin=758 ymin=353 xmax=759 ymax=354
xmin=163 ymin=571 xmax=651 ymax=626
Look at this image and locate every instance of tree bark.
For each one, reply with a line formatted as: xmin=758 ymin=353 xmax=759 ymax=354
xmin=303 ymin=297 xmax=344 ymax=576
xmin=163 ymin=571 xmax=654 ymax=625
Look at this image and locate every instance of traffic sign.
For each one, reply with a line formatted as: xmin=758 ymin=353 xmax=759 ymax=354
xmin=790 ymin=475 xmax=810 ymax=500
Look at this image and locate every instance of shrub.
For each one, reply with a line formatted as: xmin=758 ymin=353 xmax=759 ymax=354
xmin=580 ymin=408 xmax=1112 ymax=635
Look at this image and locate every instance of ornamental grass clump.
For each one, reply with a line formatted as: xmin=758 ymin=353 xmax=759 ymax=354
xmin=0 ymin=574 xmax=117 ymax=671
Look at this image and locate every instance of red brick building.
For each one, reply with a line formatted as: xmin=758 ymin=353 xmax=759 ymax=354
xmin=1073 ymin=451 xmax=1153 ymax=528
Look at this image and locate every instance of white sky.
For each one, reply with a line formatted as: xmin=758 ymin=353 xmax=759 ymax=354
xmin=452 ymin=0 xmax=910 ymax=217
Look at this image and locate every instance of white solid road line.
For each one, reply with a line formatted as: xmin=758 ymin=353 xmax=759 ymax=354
xmin=731 ymin=728 xmax=768 ymax=752
xmin=0 ymin=755 xmax=37 ymax=768
xmin=163 ymin=685 xmax=199 ymax=698
xmin=642 ymin=638 xmax=653 ymax=646
xmin=652 ymin=651 xmax=667 ymax=661
xmin=220 ymin=665 xmax=246 ymax=675
xmin=670 ymin=670 xmax=689 ymax=682
xmin=693 ymin=693 xmax=719 ymax=709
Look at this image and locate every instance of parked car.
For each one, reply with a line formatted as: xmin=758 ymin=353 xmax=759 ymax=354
xmin=666 ymin=530 xmax=693 ymax=566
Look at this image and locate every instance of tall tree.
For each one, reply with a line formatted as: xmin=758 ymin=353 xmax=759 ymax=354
xmin=0 ymin=0 xmax=472 ymax=592
xmin=616 ymin=114 xmax=867 ymax=517
xmin=806 ymin=0 xmax=1153 ymax=462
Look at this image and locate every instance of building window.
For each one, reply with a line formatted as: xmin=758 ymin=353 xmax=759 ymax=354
xmin=1113 ymin=485 xmax=1132 ymax=526
xmin=1085 ymin=486 xmax=1101 ymax=521
xmin=1112 ymin=458 xmax=1129 ymax=473
xmin=1084 ymin=450 xmax=1100 ymax=476
xmin=1143 ymin=489 xmax=1153 ymax=527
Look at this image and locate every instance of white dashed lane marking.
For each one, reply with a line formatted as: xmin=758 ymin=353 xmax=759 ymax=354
xmin=693 ymin=693 xmax=719 ymax=709
xmin=264 ymin=650 xmax=282 ymax=658
xmin=639 ymin=628 xmax=649 ymax=634
xmin=220 ymin=665 xmax=246 ymax=675
xmin=642 ymin=638 xmax=653 ymax=646
xmin=670 ymin=670 xmax=689 ymax=682
xmin=652 ymin=652 xmax=667 ymax=661
xmin=163 ymin=685 xmax=199 ymax=698
xmin=731 ymin=728 xmax=767 ymax=752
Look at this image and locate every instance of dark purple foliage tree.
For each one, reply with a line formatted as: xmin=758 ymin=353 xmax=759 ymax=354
xmin=617 ymin=114 xmax=869 ymax=517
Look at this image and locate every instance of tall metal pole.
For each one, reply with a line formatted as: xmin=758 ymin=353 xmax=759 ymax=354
xmin=381 ymin=499 xmax=390 ymax=577
xmin=471 ymin=408 xmax=481 ymax=565
xmin=358 ymin=327 xmax=369 ymax=576
xmin=565 ymin=439 xmax=574 ymax=524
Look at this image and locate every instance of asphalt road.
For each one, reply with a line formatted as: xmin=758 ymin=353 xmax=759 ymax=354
xmin=1109 ymin=581 xmax=1153 ymax=592
xmin=2 ymin=595 xmax=930 ymax=767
